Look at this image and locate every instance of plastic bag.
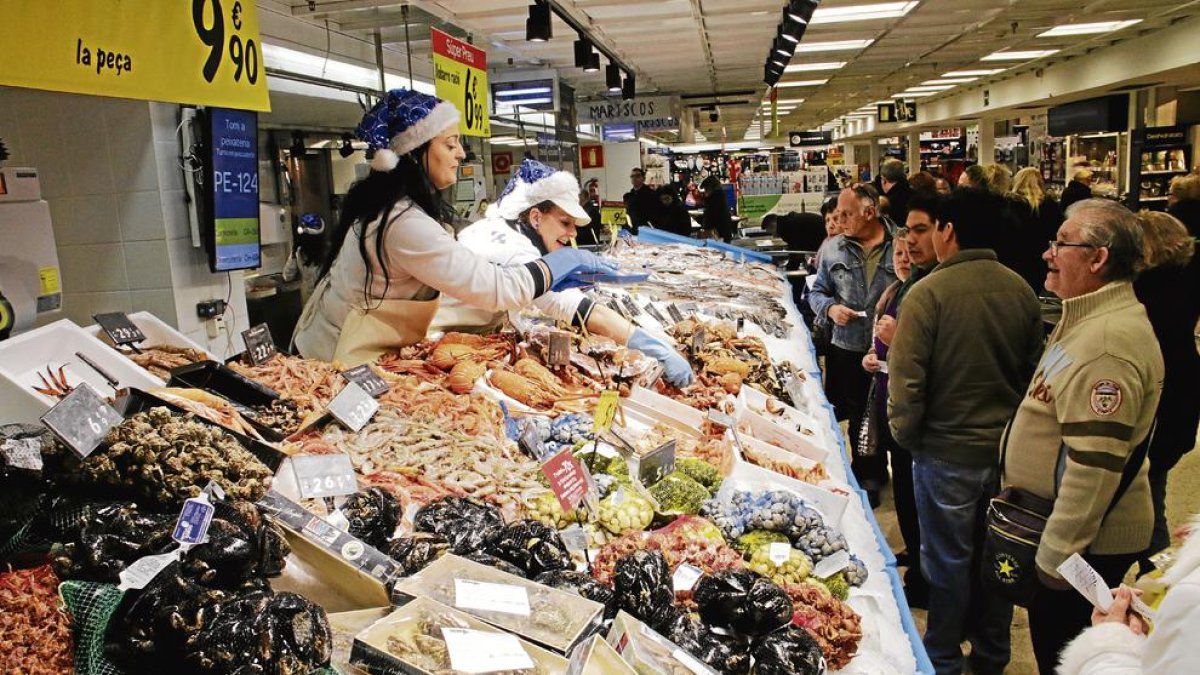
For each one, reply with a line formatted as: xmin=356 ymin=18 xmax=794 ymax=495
xmin=461 ymin=551 xmax=527 ymax=578
xmin=613 ymin=550 xmax=679 ymax=632
xmin=534 ymin=570 xmax=618 ymax=620
xmin=693 ymin=570 xmax=792 ymax=637
xmin=483 ymin=520 xmax=571 ymax=578
xmin=750 ymin=627 xmax=825 ymax=675
xmin=666 ymin=614 xmax=751 ymax=675
xmin=413 ymin=497 xmax=503 ymax=554
xmin=387 ymin=533 xmax=450 ymax=577
xmin=341 ymin=487 xmax=400 ymax=551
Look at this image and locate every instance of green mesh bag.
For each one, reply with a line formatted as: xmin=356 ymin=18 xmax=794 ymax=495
xmin=59 ymin=580 xmax=127 ymax=675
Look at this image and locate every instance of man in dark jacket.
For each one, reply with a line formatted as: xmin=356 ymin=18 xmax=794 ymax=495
xmin=656 ymin=187 xmax=694 ymax=237
xmin=1059 ymin=168 xmax=1094 ymax=212
xmin=888 ymin=188 xmax=1044 ymax=675
xmin=623 ymin=167 xmax=659 ymax=234
xmin=880 ymin=158 xmax=914 ymax=225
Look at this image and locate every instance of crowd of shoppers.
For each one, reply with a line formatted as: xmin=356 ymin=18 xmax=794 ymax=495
xmin=808 ymin=160 xmax=1200 ymax=674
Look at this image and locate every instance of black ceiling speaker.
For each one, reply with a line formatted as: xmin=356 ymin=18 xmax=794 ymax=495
xmin=526 ymin=2 xmax=552 ymax=42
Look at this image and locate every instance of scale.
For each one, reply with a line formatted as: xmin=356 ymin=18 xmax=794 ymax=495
xmin=0 ymin=167 xmax=62 ymax=338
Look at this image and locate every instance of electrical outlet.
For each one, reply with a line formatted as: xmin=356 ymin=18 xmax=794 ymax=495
xmin=196 ymin=299 xmax=227 ymax=318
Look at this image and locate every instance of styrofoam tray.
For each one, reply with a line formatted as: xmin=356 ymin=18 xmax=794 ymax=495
xmin=0 ymin=319 xmax=162 ymax=423
xmin=84 ymin=310 xmax=208 ymax=353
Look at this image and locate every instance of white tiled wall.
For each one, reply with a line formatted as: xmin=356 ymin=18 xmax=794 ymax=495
xmin=1 ymin=87 xmax=250 ymax=358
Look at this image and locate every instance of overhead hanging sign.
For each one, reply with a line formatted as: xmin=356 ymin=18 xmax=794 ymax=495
xmin=789 ymin=131 xmax=833 ymax=147
xmin=580 ymin=96 xmax=675 ymax=124
xmin=0 ymin=0 xmax=269 ymax=111
xmin=877 ymin=100 xmax=918 ymax=124
xmin=432 ymin=28 xmax=490 ymax=137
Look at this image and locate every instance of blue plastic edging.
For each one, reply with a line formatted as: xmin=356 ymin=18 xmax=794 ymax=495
xmin=635 ymin=228 xmax=700 ymax=246
xmin=885 ymin=566 xmax=936 ymax=675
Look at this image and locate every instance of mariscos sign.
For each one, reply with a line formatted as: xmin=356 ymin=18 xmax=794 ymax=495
xmin=579 ymin=96 xmax=675 ymax=124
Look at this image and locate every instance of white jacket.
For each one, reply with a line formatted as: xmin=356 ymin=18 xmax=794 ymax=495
xmin=429 ymin=216 xmax=590 ymax=334
xmin=1058 ymin=514 xmax=1200 ymax=675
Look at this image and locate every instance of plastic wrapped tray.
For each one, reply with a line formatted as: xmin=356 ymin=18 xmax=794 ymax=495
xmin=567 ymin=635 xmax=637 ymax=675
xmin=604 ymin=611 xmax=718 ymax=675
xmin=391 ymin=554 xmax=604 ymax=654
xmin=351 ymin=596 xmax=569 ymax=675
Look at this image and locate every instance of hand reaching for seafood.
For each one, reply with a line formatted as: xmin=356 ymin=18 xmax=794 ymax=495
xmin=627 ymin=329 xmax=694 ymax=387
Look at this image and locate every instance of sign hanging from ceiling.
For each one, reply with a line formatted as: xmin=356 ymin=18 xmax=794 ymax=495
xmin=877 ymin=100 xmax=918 ymax=124
xmin=580 ymin=96 xmax=675 ymax=124
xmin=0 ymin=0 xmax=270 ymax=111
xmin=789 ymin=130 xmax=833 ymax=147
xmin=432 ymin=28 xmax=490 ymax=137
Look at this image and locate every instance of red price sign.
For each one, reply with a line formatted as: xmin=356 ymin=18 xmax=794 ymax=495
xmin=540 ymin=447 xmax=590 ymax=512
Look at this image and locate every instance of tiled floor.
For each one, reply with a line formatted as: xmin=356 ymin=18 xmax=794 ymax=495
xmin=867 ymin=432 xmax=1200 ymax=674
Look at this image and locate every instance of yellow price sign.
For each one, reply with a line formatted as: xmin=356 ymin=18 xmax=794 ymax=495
xmin=592 ymin=390 xmax=621 ymax=433
xmin=431 ymin=28 xmax=490 ymax=137
xmin=0 ymin=0 xmax=269 ymax=111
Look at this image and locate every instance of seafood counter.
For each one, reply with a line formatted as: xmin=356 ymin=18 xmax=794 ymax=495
xmin=0 ymin=240 xmax=928 ymax=675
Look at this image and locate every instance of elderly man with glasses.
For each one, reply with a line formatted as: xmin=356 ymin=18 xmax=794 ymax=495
xmin=809 ymin=183 xmax=897 ymax=504
xmin=1001 ymin=199 xmax=1163 ymax=674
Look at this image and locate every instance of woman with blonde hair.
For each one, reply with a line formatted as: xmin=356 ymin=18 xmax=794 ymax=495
xmin=998 ymin=167 xmax=1063 ymax=293
xmin=1132 ymin=210 xmax=1200 ymax=578
xmin=981 ymin=163 xmax=1012 ymax=194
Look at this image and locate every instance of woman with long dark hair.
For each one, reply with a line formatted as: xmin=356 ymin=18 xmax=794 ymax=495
xmin=292 ymin=90 xmax=614 ymax=364
xmin=699 ymin=175 xmax=734 ymax=242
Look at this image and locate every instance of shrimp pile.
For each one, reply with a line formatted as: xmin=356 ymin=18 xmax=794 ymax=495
xmin=229 ymin=354 xmax=343 ymax=414
xmin=0 ymin=565 xmax=73 ymax=674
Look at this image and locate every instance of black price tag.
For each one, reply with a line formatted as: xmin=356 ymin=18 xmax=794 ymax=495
xmin=93 ymin=312 xmax=145 ymax=346
xmin=241 ymin=323 xmax=277 ymax=366
xmin=621 ymin=295 xmax=643 ymax=317
xmin=638 ymin=440 xmax=676 ymax=485
xmin=645 ymin=304 xmax=668 ymax=324
xmin=666 ymin=304 xmax=686 ymax=324
xmin=690 ymin=327 xmax=707 ymax=356
xmin=547 ymin=331 xmax=571 ymax=369
xmin=341 ymin=364 xmax=390 ymax=398
xmin=40 ymin=382 xmax=123 ymax=458
xmin=328 ymin=381 xmax=379 ymax=432
xmin=292 ymin=454 xmax=359 ymax=499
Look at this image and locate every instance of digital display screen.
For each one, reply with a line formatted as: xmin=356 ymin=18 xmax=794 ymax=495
xmin=205 ymin=108 xmax=260 ymax=272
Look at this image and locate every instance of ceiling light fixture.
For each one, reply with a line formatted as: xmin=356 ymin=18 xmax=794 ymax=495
xmin=981 ymin=49 xmax=1059 ymax=61
xmin=810 ymin=2 xmax=919 ymax=25
xmin=768 ymin=98 xmax=807 ymax=105
xmin=905 ymin=84 xmax=955 ymax=91
xmin=621 ymin=72 xmax=636 ymax=100
xmin=784 ymin=61 xmax=847 ymax=73
xmin=776 ymin=78 xmax=830 ymax=87
xmin=774 ymin=36 xmax=795 ymax=57
xmin=794 ymin=39 xmax=874 ymax=53
xmin=787 ymin=0 xmax=820 ymax=24
xmin=891 ymin=91 xmax=935 ymax=97
xmin=925 ymin=77 xmax=977 ymax=84
xmin=780 ymin=7 xmax=808 ymax=42
xmin=496 ymin=87 xmax=553 ymax=97
xmin=573 ymin=37 xmax=594 ymax=68
xmin=764 ymin=63 xmax=782 ymax=87
xmin=525 ymin=2 xmax=552 ymax=42
xmin=943 ymin=69 xmax=1004 ymax=77
xmin=585 ymin=52 xmax=600 ymax=72
xmin=606 ymin=61 xmax=622 ymax=91
xmin=1037 ymin=20 xmax=1141 ymax=37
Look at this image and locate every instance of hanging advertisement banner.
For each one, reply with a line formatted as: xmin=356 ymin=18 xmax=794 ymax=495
xmin=431 ymin=28 xmax=490 ymax=137
xmin=0 ymin=0 xmax=270 ymax=111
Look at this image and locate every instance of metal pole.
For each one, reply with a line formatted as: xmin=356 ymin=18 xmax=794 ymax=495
xmin=403 ymin=5 xmax=414 ymax=89
xmin=374 ymin=30 xmax=386 ymax=95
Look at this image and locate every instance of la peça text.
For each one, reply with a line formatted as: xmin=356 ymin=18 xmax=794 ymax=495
xmin=76 ymin=38 xmax=133 ymax=76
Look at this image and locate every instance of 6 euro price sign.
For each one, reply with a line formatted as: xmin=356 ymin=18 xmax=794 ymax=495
xmin=431 ymin=28 xmax=490 ymax=137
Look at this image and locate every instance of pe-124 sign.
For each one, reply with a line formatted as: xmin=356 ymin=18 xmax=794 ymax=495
xmin=203 ymin=107 xmax=260 ymax=272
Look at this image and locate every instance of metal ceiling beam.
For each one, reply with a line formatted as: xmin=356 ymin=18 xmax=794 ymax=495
xmin=290 ymin=0 xmax=407 ymax=19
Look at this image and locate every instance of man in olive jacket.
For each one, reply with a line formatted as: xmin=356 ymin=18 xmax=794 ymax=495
xmin=888 ymin=188 xmax=1044 ymax=675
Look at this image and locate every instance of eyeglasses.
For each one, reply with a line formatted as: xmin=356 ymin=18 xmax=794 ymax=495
xmin=1048 ymin=240 xmax=1099 ymax=256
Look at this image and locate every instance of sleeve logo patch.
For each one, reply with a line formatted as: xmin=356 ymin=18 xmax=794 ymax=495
xmin=1090 ymin=380 xmax=1122 ymax=416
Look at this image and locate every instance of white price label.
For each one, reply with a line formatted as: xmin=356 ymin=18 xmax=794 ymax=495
xmin=561 ymin=524 xmax=589 ymax=554
xmin=768 ymin=542 xmax=792 ymax=566
xmin=118 ymin=549 xmax=182 ymax=591
xmin=813 ymin=550 xmax=852 ymax=579
xmin=673 ymin=564 xmax=704 ymax=592
xmin=2 ymin=438 xmax=44 ymax=471
xmin=442 ymin=628 xmax=535 ymax=674
xmin=454 ymin=578 xmax=532 ymax=616
xmin=328 ymin=381 xmax=379 ymax=432
xmin=292 ymin=454 xmax=358 ymax=500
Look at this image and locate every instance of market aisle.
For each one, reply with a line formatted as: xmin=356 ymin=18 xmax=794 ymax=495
xmin=871 ymin=426 xmax=1200 ymax=674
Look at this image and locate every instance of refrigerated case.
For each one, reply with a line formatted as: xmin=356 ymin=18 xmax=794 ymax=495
xmin=1066 ymin=132 xmax=1126 ymax=199
xmin=1131 ymin=125 xmax=1191 ymax=211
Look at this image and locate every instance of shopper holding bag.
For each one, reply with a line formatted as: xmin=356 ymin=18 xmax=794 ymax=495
xmin=292 ymin=89 xmax=616 ymax=365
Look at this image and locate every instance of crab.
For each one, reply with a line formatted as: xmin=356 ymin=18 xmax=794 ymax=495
xmin=32 ymin=364 xmax=73 ymax=399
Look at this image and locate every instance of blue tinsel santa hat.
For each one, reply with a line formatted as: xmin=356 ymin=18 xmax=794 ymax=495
xmin=356 ymin=88 xmax=461 ymax=173
xmin=490 ymin=159 xmax=592 ymax=226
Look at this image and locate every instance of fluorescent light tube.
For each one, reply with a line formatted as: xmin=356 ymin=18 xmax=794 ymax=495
xmin=1037 ymin=20 xmax=1141 ymax=37
xmin=981 ymin=49 xmax=1059 ymax=61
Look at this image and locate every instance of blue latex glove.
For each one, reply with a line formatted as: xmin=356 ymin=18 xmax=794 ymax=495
xmin=541 ymin=248 xmax=619 ymax=291
xmin=627 ymin=328 xmax=694 ymax=388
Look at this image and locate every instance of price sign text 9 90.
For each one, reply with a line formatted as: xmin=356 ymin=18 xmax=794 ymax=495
xmin=192 ymin=0 xmax=260 ymax=85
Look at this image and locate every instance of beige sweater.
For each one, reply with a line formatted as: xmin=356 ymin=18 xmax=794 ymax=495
xmin=1002 ymin=281 xmax=1163 ymax=578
